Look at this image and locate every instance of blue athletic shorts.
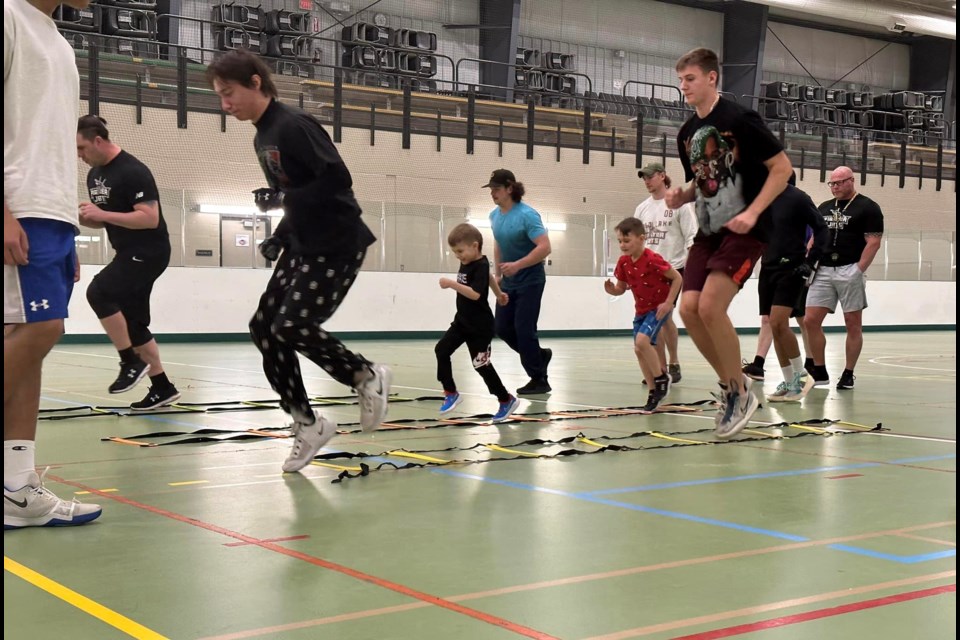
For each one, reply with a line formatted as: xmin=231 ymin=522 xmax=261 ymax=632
xmin=632 ymin=309 xmax=668 ymax=345
xmin=3 ymin=218 xmax=76 ymax=324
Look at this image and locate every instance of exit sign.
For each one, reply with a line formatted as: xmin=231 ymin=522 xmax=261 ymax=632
xmin=299 ymin=0 xmax=311 ymax=9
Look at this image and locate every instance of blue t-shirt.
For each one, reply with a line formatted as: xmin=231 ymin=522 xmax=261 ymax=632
xmin=489 ymin=201 xmax=547 ymax=290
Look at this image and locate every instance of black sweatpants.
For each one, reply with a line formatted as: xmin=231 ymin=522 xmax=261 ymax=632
xmin=435 ymin=323 xmax=510 ymax=402
xmin=249 ymin=250 xmax=370 ymax=418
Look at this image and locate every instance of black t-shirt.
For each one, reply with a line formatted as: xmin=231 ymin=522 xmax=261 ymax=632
xmin=86 ymin=150 xmax=169 ymax=255
xmin=253 ymin=100 xmax=375 ymax=256
xmin=762 ymin=185 xmax=829 ymax=267
xmin=817 ymin=193 xmax=884 ymax=267
xmin=454 ymin=256 xmax=494 ymax=336
xmin=677 ymin=97 xmax=784 ymax=241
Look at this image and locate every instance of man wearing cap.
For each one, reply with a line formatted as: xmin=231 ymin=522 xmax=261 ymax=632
xmin=634 ymin=162 xmax=698 ymax=383
xmin=483 ymin=169 xmax=554 ymax=395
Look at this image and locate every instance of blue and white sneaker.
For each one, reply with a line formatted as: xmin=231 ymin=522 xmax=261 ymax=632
xmin=492 ymin=395 xmax=520 ymax=423
xmin=439 ymin=392 xmax=462 ymax=415
xmin=4 ymin=469 xmax=102 ymax=530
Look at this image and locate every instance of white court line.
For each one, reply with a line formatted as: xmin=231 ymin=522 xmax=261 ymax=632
xmin=868 ymin=355 xmax=956 ymax=373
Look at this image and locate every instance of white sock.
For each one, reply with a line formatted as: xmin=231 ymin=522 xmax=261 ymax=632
xmin=781 ymin=365 xmax=794 ymax=382
xmin=790 ymin=356 xmax=805 ymax=376
xmin=4 ymin=440 xmax=36 ymax=490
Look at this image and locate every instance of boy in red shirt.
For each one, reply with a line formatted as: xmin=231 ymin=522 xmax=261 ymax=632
xmin=605 ymin=218 xmax=683 ymax=413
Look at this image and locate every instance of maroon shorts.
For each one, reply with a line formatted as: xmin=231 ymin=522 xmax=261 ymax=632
xmin=682 ymin=232 xmax=764 ymax=293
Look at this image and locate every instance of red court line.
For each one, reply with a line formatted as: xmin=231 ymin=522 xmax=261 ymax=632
xmin=671 ymin=584 xmax=956 ymax=640
xmin=223 ymin=535 xmax=310 ymax=547
xmin=826 ymin=473 xmax=863 ymax=480
xmin=46 ymin=474 xmax=559 ymax=640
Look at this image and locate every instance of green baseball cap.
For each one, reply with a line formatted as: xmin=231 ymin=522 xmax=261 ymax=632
xmin=638 ymin=162 xmax=665 ymax=178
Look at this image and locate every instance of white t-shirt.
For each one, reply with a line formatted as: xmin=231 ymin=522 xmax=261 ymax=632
xmin=633 ymin=196 xmax=697 ymax=269
xmin=4 ymin=0 xmax=80 ymax=226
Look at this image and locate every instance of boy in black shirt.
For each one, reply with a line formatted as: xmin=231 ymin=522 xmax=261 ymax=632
xmin=76 ymin=115 xmax=180 ymax=410
xmin=436 ymin=224 xmax=519 ymax=422
xmin=804 ymin=166 xmax=884 ymax=389
xmin=207 ymin=50 xmax=392 ymax=473
xmin=665 ymin=48 xmax=793 ymax=439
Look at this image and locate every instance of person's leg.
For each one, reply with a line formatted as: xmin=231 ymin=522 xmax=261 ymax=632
xmin=804 ymin=306 xmax=830 ymax=366
xmin=4 ymin=220 xmax=101 ymax=527
xmin=494 ymin=293 xmax=519 ymax=353
xmin=634 ymin=332 xmax=659 ymax=388
xmin=840 ymin=309 xmax=864 ymax=386
xmin=695 ymin=271 xmax=744 ymax=391
xmin=465 ymin=335 xmax=511 ymax=403
xmin=512 ymin=282 xmax=546 ymax=381
xmin=834 ymin=264 xmax=868 ymax=389
xmin=435 ymin=325 xmax=465 ymax=395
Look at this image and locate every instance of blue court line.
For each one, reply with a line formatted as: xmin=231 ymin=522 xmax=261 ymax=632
xmin=432 ymin=468 xmax=957 ymax=564
xmin=583 ymin=454 xmax=957 ymax=496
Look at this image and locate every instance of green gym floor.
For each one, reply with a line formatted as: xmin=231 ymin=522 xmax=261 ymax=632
xmin=4 ymin=331 xmax=956 ymax=640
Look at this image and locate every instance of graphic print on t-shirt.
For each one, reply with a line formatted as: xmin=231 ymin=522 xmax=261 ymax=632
xmin=258 ymin=146 xmax=289 ymax=188
xmin=88 ymin=177 xmax=111 ymax=205
xmin=685 ymin=125 xmax=746 ymax=234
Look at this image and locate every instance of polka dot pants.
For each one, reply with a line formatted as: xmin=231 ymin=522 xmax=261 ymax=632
xmin=249 ymin=250 xmax=371 ymax=418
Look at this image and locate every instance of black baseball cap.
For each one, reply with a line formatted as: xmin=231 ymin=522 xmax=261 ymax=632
xmin=482 ymin=169 xmax=516 ymax=188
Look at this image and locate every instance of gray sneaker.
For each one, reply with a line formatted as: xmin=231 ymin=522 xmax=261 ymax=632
xmin=716 ymin=389 xmax=760 ymax=440
xmin=356 ymin=364 xmax=392 ymax=432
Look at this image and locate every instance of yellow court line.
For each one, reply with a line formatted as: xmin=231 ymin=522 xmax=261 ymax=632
xmin=75 ymin=489 xmax=118 ymax=495
xmin=4 ymin=557 xmax=169 ymax=640
xmin=168 ymin=480 xmax=209 ymax=487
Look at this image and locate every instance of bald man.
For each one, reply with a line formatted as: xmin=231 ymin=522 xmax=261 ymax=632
xmin=804 ymin=167 xmax=884 ymax=390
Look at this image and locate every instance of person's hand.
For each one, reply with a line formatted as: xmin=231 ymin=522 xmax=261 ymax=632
xmin=604 ymin=279 xmax=618 ymax=295
xmin=793 ymin=261 xmax=817 ymax=286
xmin=655 ymin=300 xmax=674 ymax=320
xmin=664 ymin=188 xmax=686 ymax=209
xmin=439 ymin=277 xmax=456 ymax=289
xmin=252 ymin=187 xmax=283 ymax=213
xmin=78 ymin=202 xmax=108 ymax=224
xmin=722 ymin=208 xmax=760 ymax=234
xmin=4 ymin=215 xmax=29 ymax=265
xmin=73 ymin=252 xmax=81 ymax=283
xmin=259 ymin=235 xmax=285 ymax=261
xmin=496 ymin=291 xmax=509 ymax=306
xmin=499 ymin=261 xmax=521 ymax=277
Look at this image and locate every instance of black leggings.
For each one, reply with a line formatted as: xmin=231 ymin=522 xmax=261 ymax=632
xmin=249 ymin=250 xmax=371 ymax=418
xmin=435 ymin=324 xmax=510 ymax=402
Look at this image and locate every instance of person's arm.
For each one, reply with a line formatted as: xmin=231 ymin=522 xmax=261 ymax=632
xmin=656 ymin=267 xmax=683 ymax=320
xmin=859 ymin=234 xmax=882 ymax=272
xmin=489 ymin=271 xmax=509 ymax=305
xmin=493 ymin=241 xmax=502 ymax=280
xmin=439 ymin=277 xmax=481 ymax=300
xmin=724 ymin=151 xmax=792 ymax=234
xmin=665 ymin=183 xmax=697 ymax=209
xmin=78 ymin=201 xmax=159 ymax=229
xmin=500 ymin=234 xmax=551 ymax=277
xmin=604 ymin=278 xmax=627 ymax=296
xmin=679 ymin=202 xmax=698 ymax=251
xmin=4 ymin=201 xmax=29 ymax=265
xmin=278 ymin=118 xmax=352 ymax=208
xmin=805 ymin=196 xmax=829 ymax=265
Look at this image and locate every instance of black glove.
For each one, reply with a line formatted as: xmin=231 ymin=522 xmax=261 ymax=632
xmin=794 ymin=261 xmax=817 ymax=286
xmin=252 ymin=187 xmax=283 ymax=213
xmin=259 ymin=235 xmax=284 ymax=261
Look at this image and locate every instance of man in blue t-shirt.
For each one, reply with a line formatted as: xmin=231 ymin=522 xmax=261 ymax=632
xmin=484 ymin=169 xmax=553 ymax=395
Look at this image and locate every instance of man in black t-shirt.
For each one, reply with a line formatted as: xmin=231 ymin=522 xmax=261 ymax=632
xmin=76 ymin=115 xmax=180 ymax=411
xmin=208 ymin=50 xmax=392 ymax=474
xmin=804 ymin=166 xmax=884 ymax=390
xmin=665 ymin=48 xmax=794 ymax=440
xmin=436 ymin=223 xmax=519 ymax=422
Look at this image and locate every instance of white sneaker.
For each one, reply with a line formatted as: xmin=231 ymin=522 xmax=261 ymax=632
xmin=282 ymin=414 xmax=337 ymax=473
xmin=783 ymin=371 xmax=816 ymax=402
xmin=356 ymin=364 xmax=392 ymax=432
xmin=4 ymin=469 xmax=102 ymax=530
xmin=767 ymin=381 xmax=791 ymax=403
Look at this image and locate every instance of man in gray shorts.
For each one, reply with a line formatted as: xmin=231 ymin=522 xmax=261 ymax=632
xmin=804 ymin=166 xmax=884 ymax=390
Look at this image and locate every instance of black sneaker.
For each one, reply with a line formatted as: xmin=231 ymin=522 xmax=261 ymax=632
xmin=812 ymin=365 xmax=830 ymax=387
xmin=517 ymin=379 xmax=551 ymax=395
xmin=741 ymin=360 xmax=765 ymax=381
xmin=654 ymin=373 xmax=671 ymax=400
xmin=804 ymin=358 xmax=815 ymax=377
xmin=130 ymin=386 xmax=181 ymax=411
xmin=836 ymin=370 xmax=855 ymax=390
xmin=668 ymin=363 xmax=682 ymax=384
xmin=640 ymin=390 xmax=664 ymax=414
xmin=108 ymin=360 xmax=150 ymax=394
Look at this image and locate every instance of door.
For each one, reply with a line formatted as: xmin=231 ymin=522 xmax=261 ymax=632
xmin=220 ymin=216 xmax=271 ymax=268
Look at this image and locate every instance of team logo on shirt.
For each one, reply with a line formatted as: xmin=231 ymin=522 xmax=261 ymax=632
xmin=826 ymin=208 xmax=852 ymax=230
xmin=258 ymin=147 xmax=290 ymax=187
xmin=642 ymin=221 xmax=667 ymax=245
xmin=685 ymin=125 xmax=746 ymax=235
xmin=89 ymin=177 xmax=111 ymax=205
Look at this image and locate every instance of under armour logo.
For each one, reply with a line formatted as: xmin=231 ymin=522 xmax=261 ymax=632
xmin=29 ymin=300 xmax=50 ymax=311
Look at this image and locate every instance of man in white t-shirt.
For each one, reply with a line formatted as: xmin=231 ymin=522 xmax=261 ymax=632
xmin=4 ymin=0 xmax=102 ymax=529
xmin=633 ymin=163 xmax=698 ymax=383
